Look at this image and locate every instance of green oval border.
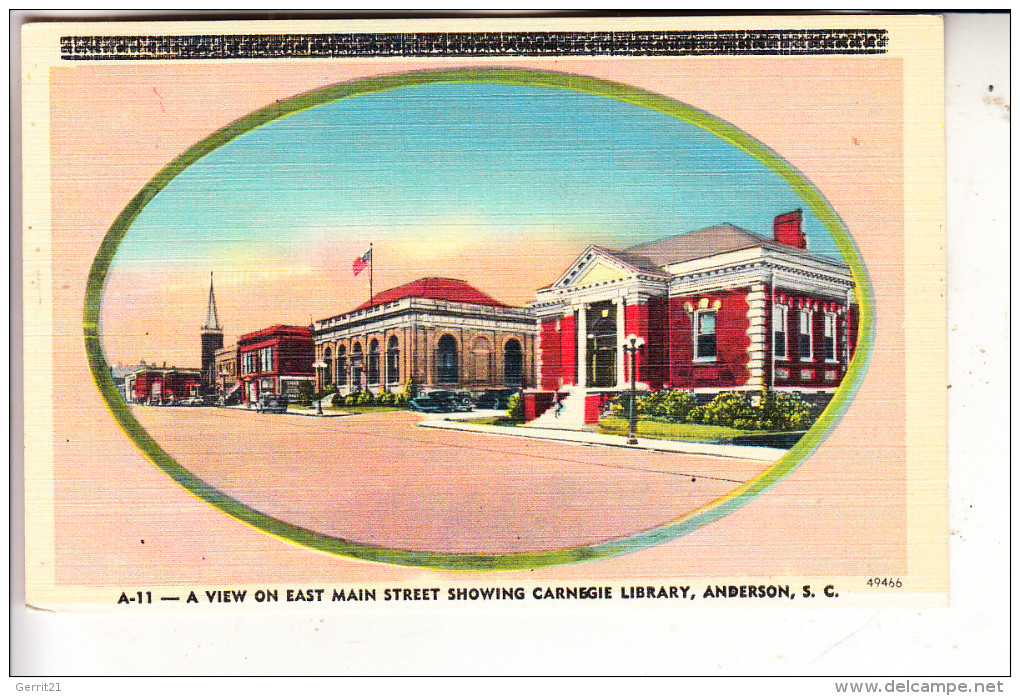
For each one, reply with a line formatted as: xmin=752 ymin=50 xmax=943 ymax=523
xmin=84 ymin=68 xmax=874 ymax=571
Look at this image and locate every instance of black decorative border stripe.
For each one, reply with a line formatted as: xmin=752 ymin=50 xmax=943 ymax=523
xmin=60 ymin=29 xmax=889 ymax=60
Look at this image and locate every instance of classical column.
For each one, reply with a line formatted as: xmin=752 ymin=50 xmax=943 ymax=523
xmin=576 ymin=303 xmax=587 ymax=388
xmin=615 ymin=296 xmax=626 ymax=388
xmin=347 ymin=344 xmax=354 ymax=393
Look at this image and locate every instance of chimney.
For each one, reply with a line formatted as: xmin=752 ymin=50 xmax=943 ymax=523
xmin=773 ymin=209 xmax=806 ymax=249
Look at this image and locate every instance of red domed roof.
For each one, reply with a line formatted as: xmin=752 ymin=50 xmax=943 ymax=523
xmin=353 ymin=277 xmax=509 ymax=311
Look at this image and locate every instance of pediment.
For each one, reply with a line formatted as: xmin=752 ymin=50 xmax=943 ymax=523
xmin=572 ymin=259 xmax=630 ymax=287
xmin=553 ymin=246 xmax=641 ymax=289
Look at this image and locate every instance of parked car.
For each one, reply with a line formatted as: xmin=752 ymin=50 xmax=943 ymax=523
xmin=427 ymin=390 xmax=473 ymax=412
xmin=473 ymin=388 xmax=517 ymax=410
xmin=257 ymin=394 xmax=288 ymax=414
xmin=408 ymin=394 xmax=457 ymax=413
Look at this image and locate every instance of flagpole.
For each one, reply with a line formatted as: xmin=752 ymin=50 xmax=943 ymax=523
xmin=369 ymin=242 xmax=373 ymax=307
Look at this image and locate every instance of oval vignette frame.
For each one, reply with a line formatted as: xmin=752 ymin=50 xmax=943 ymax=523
xmin=83 ymin=68 xmax=874 ymax=571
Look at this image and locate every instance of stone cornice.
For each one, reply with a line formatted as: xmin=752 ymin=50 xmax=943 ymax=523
xmin=314 ymin=297 xmax=534 ymax=338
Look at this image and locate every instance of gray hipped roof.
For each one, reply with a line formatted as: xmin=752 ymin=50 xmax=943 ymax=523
xmin=608 ymin=223 xmax=802 ymax=271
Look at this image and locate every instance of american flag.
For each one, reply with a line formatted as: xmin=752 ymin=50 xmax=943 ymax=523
xmin=352 ymin=247 xmax=372 ymax=276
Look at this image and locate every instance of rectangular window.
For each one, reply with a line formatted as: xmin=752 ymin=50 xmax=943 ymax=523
xmin=824 ymin=313 xmax=837 ymax=361
xmin=694 ymin=311 xmax=717 ymax=361
xmin=773 ymin=304 xmax=788 ymax=358
xmin=258 ymin=346 xmax=273 ymax=373
xmin=241 ymin=351 xmax=256 ymax=375
xmin=799 ymin=310 xmax=813 ymax=361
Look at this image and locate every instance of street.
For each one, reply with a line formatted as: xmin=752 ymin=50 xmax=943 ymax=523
xmin=131 ymin=406 xmax=772 ymax=555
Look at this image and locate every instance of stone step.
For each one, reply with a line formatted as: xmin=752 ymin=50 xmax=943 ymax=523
xmin=522 ymin=388 xmax=589 ymax=431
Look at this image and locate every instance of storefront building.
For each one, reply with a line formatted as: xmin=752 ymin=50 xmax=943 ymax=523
xmin=527 ymin=211 xmax=858 ymax=425
xmin=312 ymin=277 xmax=536 ymax=394
xmin=237 ymin=325 xmax=315 ymax=403
xmin=214 ymin=344 xmax=241 ymax=403
xmin=125 ymin=365 xmax=203 ymax=404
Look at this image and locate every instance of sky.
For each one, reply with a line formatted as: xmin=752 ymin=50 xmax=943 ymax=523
xmin=101 ymin=82 xmax=842 ymax=367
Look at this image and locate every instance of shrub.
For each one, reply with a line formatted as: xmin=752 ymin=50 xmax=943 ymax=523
xmin=698 ymin=392 xmax=754 ymax=427
xmin=377 ymin=390 xmax=396 ymax=406
xmin=400 ymin=377 xmax=418 ymax=405
xmin=356 ymin=389 xmax=375 ymax=406
xmin=607 ymin=388 xmax=816 ymax=432
xmin=688 ymin=390 xmax=815 ymax=431
xmin=314 ymin=384 xmax=337 ymax=401
xmin=655 ymin=389 xmax=697 ymax=422
xmin=506 ymin=393 xmax=524 ymax=423
xmin=757 ymin=390 xmax=813 ymax=431
xmin=296 ymin=381 xmax=314 ymax=407
xmin=635 ymin=390 xmax=660 ymax=416
xmin=616 ymin=389 xmax=698 ymax=422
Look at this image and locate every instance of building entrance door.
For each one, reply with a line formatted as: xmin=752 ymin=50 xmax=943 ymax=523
xmin=503 ymin=339 xmax=523 ymax=387
xmin=586 ymin=301 xmax=617 ymax=388
xmin=436 ymin=334 xmax=458 ymax=385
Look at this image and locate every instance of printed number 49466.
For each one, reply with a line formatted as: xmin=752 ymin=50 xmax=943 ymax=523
xmin=867 ymin=578 xmax=903 ymax=588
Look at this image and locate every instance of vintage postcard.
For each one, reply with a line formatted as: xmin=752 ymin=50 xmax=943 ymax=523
xmin=22 ymin=15 xmax=946 ymax=611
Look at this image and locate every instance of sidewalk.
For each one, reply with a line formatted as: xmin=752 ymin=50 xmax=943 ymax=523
xmin=222 ymin=403 xmax=352 ymax=418
xmin=417 ymin=416 xmax=787 ymax=463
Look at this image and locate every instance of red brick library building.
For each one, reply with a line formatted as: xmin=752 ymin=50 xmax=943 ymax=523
xmin=526 ymin=211 xmax=858 ymax=425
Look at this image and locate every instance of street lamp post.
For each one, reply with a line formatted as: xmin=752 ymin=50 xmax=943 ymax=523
xmin=622 ymin=334 xmax=645 ymax=445
xmin=312 ymin=360 xmax=328 ymax=416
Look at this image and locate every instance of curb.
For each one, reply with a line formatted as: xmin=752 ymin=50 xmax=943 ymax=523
xmin=418 ymin=419 xmax=786 ymax=462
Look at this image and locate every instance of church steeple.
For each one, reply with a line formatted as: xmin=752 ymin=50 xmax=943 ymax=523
xmin=200 ymin=272 xmax=224 ymax=393
xmin=202 ymin=272 xmax=220 ymax=332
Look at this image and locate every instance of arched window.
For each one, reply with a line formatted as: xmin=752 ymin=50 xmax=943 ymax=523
xmin=368 ymin=339 xmax=380 ymax=385
xmin=471 ymin=336 xmax=492 ymax=384
xmin=336 ymin=345 xmax=347 ymax=386
xmin=504 ymin=338 xmax=523 ymax=387
xmin=386 ymin=336 xmax=400 ymax=385
xmin=322 ymin=347 xmax=332 ymax=386
xmin=351 ymin=342 xmax=363 ymax=389
xmin=436 ymin=334 xmax=458 ymax=385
